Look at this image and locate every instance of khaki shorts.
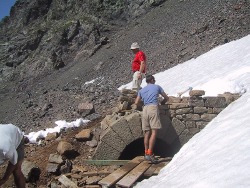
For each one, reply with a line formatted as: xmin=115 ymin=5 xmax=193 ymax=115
xmin=132 ymin=71 xmax=145 ymax=91
xmin=16 ymin=137 xmax=25 ymax=162
xmin=142 ymin=105 xmax=162 ymax=131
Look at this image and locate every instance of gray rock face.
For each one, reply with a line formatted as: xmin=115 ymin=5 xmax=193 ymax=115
xmin=0 ymin=0 xmax=163 ymax=83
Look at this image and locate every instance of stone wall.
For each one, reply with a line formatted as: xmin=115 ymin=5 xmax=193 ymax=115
xmin=159 ymin=90 xmax=239 ymax=147
xmin=93 ymin=89 xmax=240 ymax=159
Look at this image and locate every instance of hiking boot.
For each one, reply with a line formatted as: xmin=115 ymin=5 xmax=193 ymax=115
xmin=144 ymin=154 xmax=159 ymax=164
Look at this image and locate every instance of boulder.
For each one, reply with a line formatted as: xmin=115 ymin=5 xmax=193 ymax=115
xmin=78 ymin=102 xmax=95 ymax=116
xmin=75 ymin=129 xmax=92 ymax=141
xmin=21 ymin=160 xmax=41 ymax=183
xmin=57 ymin=141 xmax=79 ymax=159
xmin=189 ymin=90 xmax=205 ymax=96
xmin=45 ymin=132 xmax=59 ymax=141
xmin=48 ymin=153 xmax=64 ymax=164
xmin=46 ymin=163 xmax=60 ymax=174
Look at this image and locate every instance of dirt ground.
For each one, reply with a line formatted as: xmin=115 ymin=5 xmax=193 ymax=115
xmin=0 ymin=118 xmax=109 ymax=187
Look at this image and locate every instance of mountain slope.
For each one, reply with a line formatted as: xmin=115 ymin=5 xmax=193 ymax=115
xmin=0 ymin=0 xmax=250 ymax=131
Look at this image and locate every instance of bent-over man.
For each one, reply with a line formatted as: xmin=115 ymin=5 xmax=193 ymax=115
xmin=0 ymin=124 xmax=28 ymax=188
xmin=134 ymin=75 xmax=168 ymax=163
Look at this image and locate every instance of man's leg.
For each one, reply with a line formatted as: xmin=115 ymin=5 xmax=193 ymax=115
xmin=13 ymin=160 xmax=25 ymax=188
xmin=144 ymin=130 xmax=151 ymax=153
xmin=148 ymin=129 xmax=158 ymax=154
xmin=13 ymin=136 xmax=26 ymax=188
xmin=132 ymin=71 xmax=141 ymax=91
xmin=142 ymin=106 xmax=150 ymax=157
xmin=144 ymin=129 xmax=158 ymax=163
xmin=148 ymin=105 xmax=161 ymax=156
xmin=138 ymin=73 xmax=145 ymax=89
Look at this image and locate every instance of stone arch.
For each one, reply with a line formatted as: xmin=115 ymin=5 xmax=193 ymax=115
xmin=93 ymin=112 xmax=143 ymax=160
xmin=93 ymin=111 xmax=179 ymax=160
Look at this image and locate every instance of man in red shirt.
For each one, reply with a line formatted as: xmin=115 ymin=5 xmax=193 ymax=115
xmin=130 ymin=42 xmax=146 ymax=91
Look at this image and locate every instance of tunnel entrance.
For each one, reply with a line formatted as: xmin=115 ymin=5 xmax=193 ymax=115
xmin=118 ymin=138 xmax=176 ymax=160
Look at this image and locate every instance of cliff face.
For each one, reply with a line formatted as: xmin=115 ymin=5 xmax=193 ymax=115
xmin=0 ymin=0 xmax=164 ymax=86
xmin=0 ymin=0 xmax=250 ymax=131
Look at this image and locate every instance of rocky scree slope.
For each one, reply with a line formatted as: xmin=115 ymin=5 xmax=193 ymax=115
xmin=0 ymin=0 xmax=250 ymax=133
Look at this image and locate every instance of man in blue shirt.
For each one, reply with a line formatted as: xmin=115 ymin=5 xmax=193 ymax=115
xmin=134 ymin=75 xmax=168 ymax=163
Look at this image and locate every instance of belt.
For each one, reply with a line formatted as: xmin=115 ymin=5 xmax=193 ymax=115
xmin=133 ymin=71 xmax=145 ymax=73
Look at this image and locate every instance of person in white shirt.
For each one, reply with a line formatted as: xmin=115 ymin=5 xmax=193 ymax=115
xmin=0 ymin=124 xmax=28 ymax=188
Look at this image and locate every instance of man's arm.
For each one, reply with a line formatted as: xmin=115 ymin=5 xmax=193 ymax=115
xmin=131 ymin=95 xmax=141 ymax=110
xmin=139 ymin=60 xmax=145 ymax=73
xmin=160 ymin=92 xmax=169 ymax=105
xmin=138 ymin=61 xmax=145 ymax=79
xmin=135 ymin=95 xmax=141 ymax=105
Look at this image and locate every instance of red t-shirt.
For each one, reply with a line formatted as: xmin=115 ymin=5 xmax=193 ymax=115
xmin=132 ymin=50 xmax=146 ymax=73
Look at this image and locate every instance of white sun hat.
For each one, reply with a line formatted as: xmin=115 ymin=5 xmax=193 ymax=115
xmin=130 ymin=42 xmax=140 ymax=49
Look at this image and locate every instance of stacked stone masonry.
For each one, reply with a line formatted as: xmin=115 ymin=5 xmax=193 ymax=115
xmin=162 ymin=90 xmax=239 ymax=146
xmin=93 ymin=89 xmax=240 ymax=160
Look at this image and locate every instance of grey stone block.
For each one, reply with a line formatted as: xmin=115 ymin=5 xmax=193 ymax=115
xmin=184 ymin=114 xmax=200 ymax=121
xmin=186 ymin=121 xmax=196 ymax=128
xmin=125 ymin=112 xmax=143 ymax=139
xmin=110 ymin=117 xmax=134 ymax=144
xmin=158 ymin=115 xmax=177 ymax=145
xmin=213 ymin=107 xmax=224 ymax=114
xmin=46 ymin=163 xmax=60 ymax=174
xmin=172 ymin=118 xmax=186 ymax=135
xmin=99 ymin=127 xmax=126 ymax=152
xmin=196 ymin=121 xmax=208 ymax=129
xmin=169 ymin=103 xmax=189 ymax=109
xmin=22 ymin=160 xmax=41 ymax=183
xmin=201 ymin=114 xmax=217 ymax=121
xmin=167 ymin=96 xmax=182 ymax=103
xmin=178 ymin=129 xmax=191 ymax=145
xmin=189 ymin=90 xmax=205 ymax=96
xmin=204 ymin=97 xmax=227 ymax=108
xmin=194 ymin=107 xmax=208 ymax=114
xmin=93 ymin=141 xmax=121 ymax=160
xmin=48 ymin=154 xmax=64 ymax=164
xmin=176 ymin=108 xmax=193 ymax=115
xmin=189 ymin=96 xmax=204 ymax=107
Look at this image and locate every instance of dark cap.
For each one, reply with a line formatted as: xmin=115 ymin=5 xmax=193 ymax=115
xmin=146 ymin=75 xmax=155 ymax=83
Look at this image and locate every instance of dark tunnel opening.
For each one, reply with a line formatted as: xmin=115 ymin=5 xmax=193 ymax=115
xmin=118 ymin=138 xmax=176 ymax=160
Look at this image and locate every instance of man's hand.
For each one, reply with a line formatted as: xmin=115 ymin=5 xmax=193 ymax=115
xmin=131 ymin=104 xmax=137 ymax=110
xmin=160 ymin=100 xmax=166 ymax=105
xmin=160 ymin=92 xmax=169 ymax=105
xmin=137 ymin=72 xmax=142 ymax=79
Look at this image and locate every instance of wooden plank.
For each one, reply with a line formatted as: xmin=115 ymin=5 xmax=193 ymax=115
xmin=83 ymin=159 xmax=129 ymax=166
xmin=116 ymin=161 xmax=151 ymax=188
xmin=140 ymin=157 xmax=172 ymax=177
xmin=98 ymin=156 xmax=144 ymax=187
xmin=143 ymin=163 xmax=158 ymax=177
xmin=58 ymin=175 xmax=78 ymax=188
xmin=144 ymin=161 xmax=168 ymax=177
